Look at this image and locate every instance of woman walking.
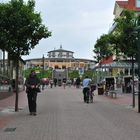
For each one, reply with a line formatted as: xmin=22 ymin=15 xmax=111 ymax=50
xmin=25 ymin=70 xmax=40 ymax=116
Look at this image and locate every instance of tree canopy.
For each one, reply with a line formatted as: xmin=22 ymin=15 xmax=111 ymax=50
xmin=0 ymin=0 xmax=51 ymax=58
xmin=114 ymin=10 xmax=138 ymax=58
xmin=93 ymin=34 xmax=114 ymax=62
xmin=93 ymin=10 xmax=140 ymax=62
xmin=0 ymin=0 xmax=52 ymax=111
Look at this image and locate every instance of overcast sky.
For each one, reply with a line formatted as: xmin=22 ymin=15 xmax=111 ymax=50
xmin=1 ymin=0 xmax=116 ymax=60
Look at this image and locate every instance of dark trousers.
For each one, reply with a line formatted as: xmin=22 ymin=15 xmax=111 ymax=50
xmin=27 ymin=92 xmax=37 ymax=113
xmin=83 ymin=87 xmax=90 ymax=103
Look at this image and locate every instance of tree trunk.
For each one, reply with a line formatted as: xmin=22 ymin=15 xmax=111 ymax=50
xmin=15 ymin=57 xmax=19 ymax=112
xmin=132 ymin=56 xmax=135 ymax=108
xmin=2 ymin=50 xmax=5 ymax=74
xmin=14 ymin=46 xmax=21 ymax=112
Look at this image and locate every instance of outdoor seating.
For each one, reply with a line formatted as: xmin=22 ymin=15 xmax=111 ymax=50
xmin=108 ymin=90 xmax=117 ymax=98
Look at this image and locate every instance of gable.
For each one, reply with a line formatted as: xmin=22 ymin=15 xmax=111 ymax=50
xmin=114 ymin=0 xmax=140 ymax=17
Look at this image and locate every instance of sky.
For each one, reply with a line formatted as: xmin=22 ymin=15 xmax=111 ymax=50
xmin=1 ymin=0 xmax=117 ymax=60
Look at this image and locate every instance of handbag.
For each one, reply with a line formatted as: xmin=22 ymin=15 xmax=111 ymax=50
xmin=26 ymin=88 xmax=29 ymax=93
xmin=35 ymin=87 xmax=41 ymax=93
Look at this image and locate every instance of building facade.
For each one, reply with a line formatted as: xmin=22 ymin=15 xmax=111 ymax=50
xmin=24 ymin=46 xmax=96 ymax=84
xmin=0 ymin=50 xmax=25 ymax=98
xmin=94 ymin=0 xmax=139 ymax=86
xmin=25 ymin=46 xmax=95 ymax=71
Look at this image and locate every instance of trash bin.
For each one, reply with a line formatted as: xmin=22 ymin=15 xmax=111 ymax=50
xmin=98 ymin=87 xmax=104 ymax=95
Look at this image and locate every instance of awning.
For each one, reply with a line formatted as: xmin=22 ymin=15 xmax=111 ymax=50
xmin=93 ymin=61 xmax=138 ymax=69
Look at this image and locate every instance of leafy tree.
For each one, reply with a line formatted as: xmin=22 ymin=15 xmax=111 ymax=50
xmin=94 ymin=10 xmax=140 ymax=107
xmin=0 ymin=0 xmax=51 ymax=111
xmin=68 ymin=70 xmax=79 ymax=79
xmin=114 ymin=10 xmax=138 ymax=58
xmin=93 ymin=34 xmax=114 ymax=63
xmin=0 ymin=0 xmax=51 ymax=56
xmin=82 ymin=70 xmax=93 ymax=80
xmin=24 ymin=68 xmax=52 ymax=79
xmin=113 ymin=10 xmax=140 ymax=107
xmin=108 ymin=32 xmax=123 ymax=60
xmin=93 ymin=10 xmax=140 ymax=62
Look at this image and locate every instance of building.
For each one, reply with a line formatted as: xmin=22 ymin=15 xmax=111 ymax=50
xmin=24 ymin=46 xmax=96 ymax=83
xmin=109 ymin=0 xmax=140 ymax=33
xmin=0 ymin=50 xmax=25 ymax=99
xmin=25 ymin=46 xmax=95 ymax=71
xmin=93 ymin=0 xmax=139 ymax=85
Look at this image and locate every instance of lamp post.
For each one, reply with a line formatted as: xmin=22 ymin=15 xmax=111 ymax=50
xmin=134 ymin=23 xmax=140 ymax=112
xmin=131 ymin=19 xmax=140 ymax=112
xmin=42 ymin=54 xmax=45 ymax=78
xmin=137 ymin=29 xmax=140 ymax=113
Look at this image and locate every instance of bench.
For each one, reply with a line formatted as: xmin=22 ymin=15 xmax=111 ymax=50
xmin=108 ymin=90 xmax=117 ymax=98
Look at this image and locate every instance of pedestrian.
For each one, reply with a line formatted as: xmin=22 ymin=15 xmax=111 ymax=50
xmin=11 ymin=79 xmax=15 ymax=92
xmin=25 ymin=70 xmax=40 ymax=116
xmin=53 ymin=78 xmax=57 ymax=87
xmin=62 ymin=78 xmax=67 ymax=89
xmin=82 ymin=76 xmax=92 ymax=103
xmin=67 ymin=78 xmax=72 ymax=87
xmin=75 ymin=77 xmax=81 ymax=88
xmin=49 ymin=78 xmax=53 ymax=88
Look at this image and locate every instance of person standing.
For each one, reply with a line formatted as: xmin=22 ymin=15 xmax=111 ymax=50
xmin=75 ymin=77 xmax=81 ymax=88
xmin=25 ymin=70 xmax=40 ymax=116
xmin=82 ymin=76 xmax=92 ymax=103
xmin=49 ymin=78 xmax=53 ymax=88
xmin=63 ymin=78 xmax=67 ymax=89
xmin=53 ymin=78 xmax=57 ymax=87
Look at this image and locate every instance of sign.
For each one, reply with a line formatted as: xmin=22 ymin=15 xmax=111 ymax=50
xmin=0 ymin=50 xmax=2 ymax=60
xmin=79 ymin=68 xmax=84 ymax=75
xmin=136 ymin=0 xmax=140 ymax=8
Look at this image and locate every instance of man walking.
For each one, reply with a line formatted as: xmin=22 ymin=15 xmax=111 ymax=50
xmin=82 ymin=76 xmax=92 ymax=103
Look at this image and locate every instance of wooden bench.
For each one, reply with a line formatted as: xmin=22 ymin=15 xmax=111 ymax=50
xmin=108 ymin=90 xmax=117 ymax=98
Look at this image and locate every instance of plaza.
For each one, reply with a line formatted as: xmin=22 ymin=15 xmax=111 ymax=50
xmin=0 ymin=86 xmax=140 ymax=140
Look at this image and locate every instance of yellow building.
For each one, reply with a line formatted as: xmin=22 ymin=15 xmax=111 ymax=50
xmin=25 ymin=46 xmax=95 ymax=71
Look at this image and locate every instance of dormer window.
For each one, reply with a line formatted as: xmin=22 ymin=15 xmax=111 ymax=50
xmin=52 ymin=52 xmax=55 ymax=57
xmin=66 ymin=52 xmax=69 ymax=57
xmin=58 ymin=52 xmax=62 ymax=58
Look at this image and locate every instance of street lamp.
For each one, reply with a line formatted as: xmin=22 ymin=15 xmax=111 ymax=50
xmin=136 ymin=27 xmax=140 ymax=113
xmin=42 ymin=54 xmax=45 ymax=78
xmin=134 ymin=22 xmax=140 ymax=112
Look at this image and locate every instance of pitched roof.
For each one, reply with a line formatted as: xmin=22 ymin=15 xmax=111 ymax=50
xmin=48 ymin=48 xmax=74 ymax=53
xmin=116 ymin=0 xmax=140 ymax=11
xmin=116 ymin=1 xmax=128 ymax=9
xmin=99 ymin=56 xmax=113 ymax=65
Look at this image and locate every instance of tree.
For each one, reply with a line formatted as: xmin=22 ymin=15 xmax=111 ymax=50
xmin=24 ymin=68 xmax=52 ymax=79
xmin=0 ymin=0 xmax=51 ymax=111
xmin=93 ymin=34 xmax=114 ymax=63
xmin=82 ymin=70 xmax=93 ymax=80
xmin=114 ymin=10 xmax=138 ymax=58
xmin=93 ymin=10 xmax=140 ymax=63
xmin=114 ymin=10 xmax=140 ymax=107
xmin=68 ymin=70 xmax=79 ymax=79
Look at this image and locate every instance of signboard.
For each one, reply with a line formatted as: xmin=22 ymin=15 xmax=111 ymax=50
xmin=136 ymin=0 xmax=140 ymax=8
xmin=79 ymin=68 xmax=84 ymax=75
xmin=0 ymin=50 xmax=2 ymax=60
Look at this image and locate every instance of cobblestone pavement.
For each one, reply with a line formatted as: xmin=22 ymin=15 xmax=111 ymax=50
xmin=0 ymin=86 xmax=140 ymax=140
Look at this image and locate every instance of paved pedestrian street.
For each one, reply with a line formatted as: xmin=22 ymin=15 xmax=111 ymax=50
xmin=0 ymin=86 xmax=140 ymax=140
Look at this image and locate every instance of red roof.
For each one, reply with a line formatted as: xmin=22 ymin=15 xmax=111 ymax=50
xmin=116 ymin=1 xmax=128 ymax=9
xmin=116 ymin=0 xmax=140 ymax=11
xmin=99 ymin=56 xmax=113 ymax=65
